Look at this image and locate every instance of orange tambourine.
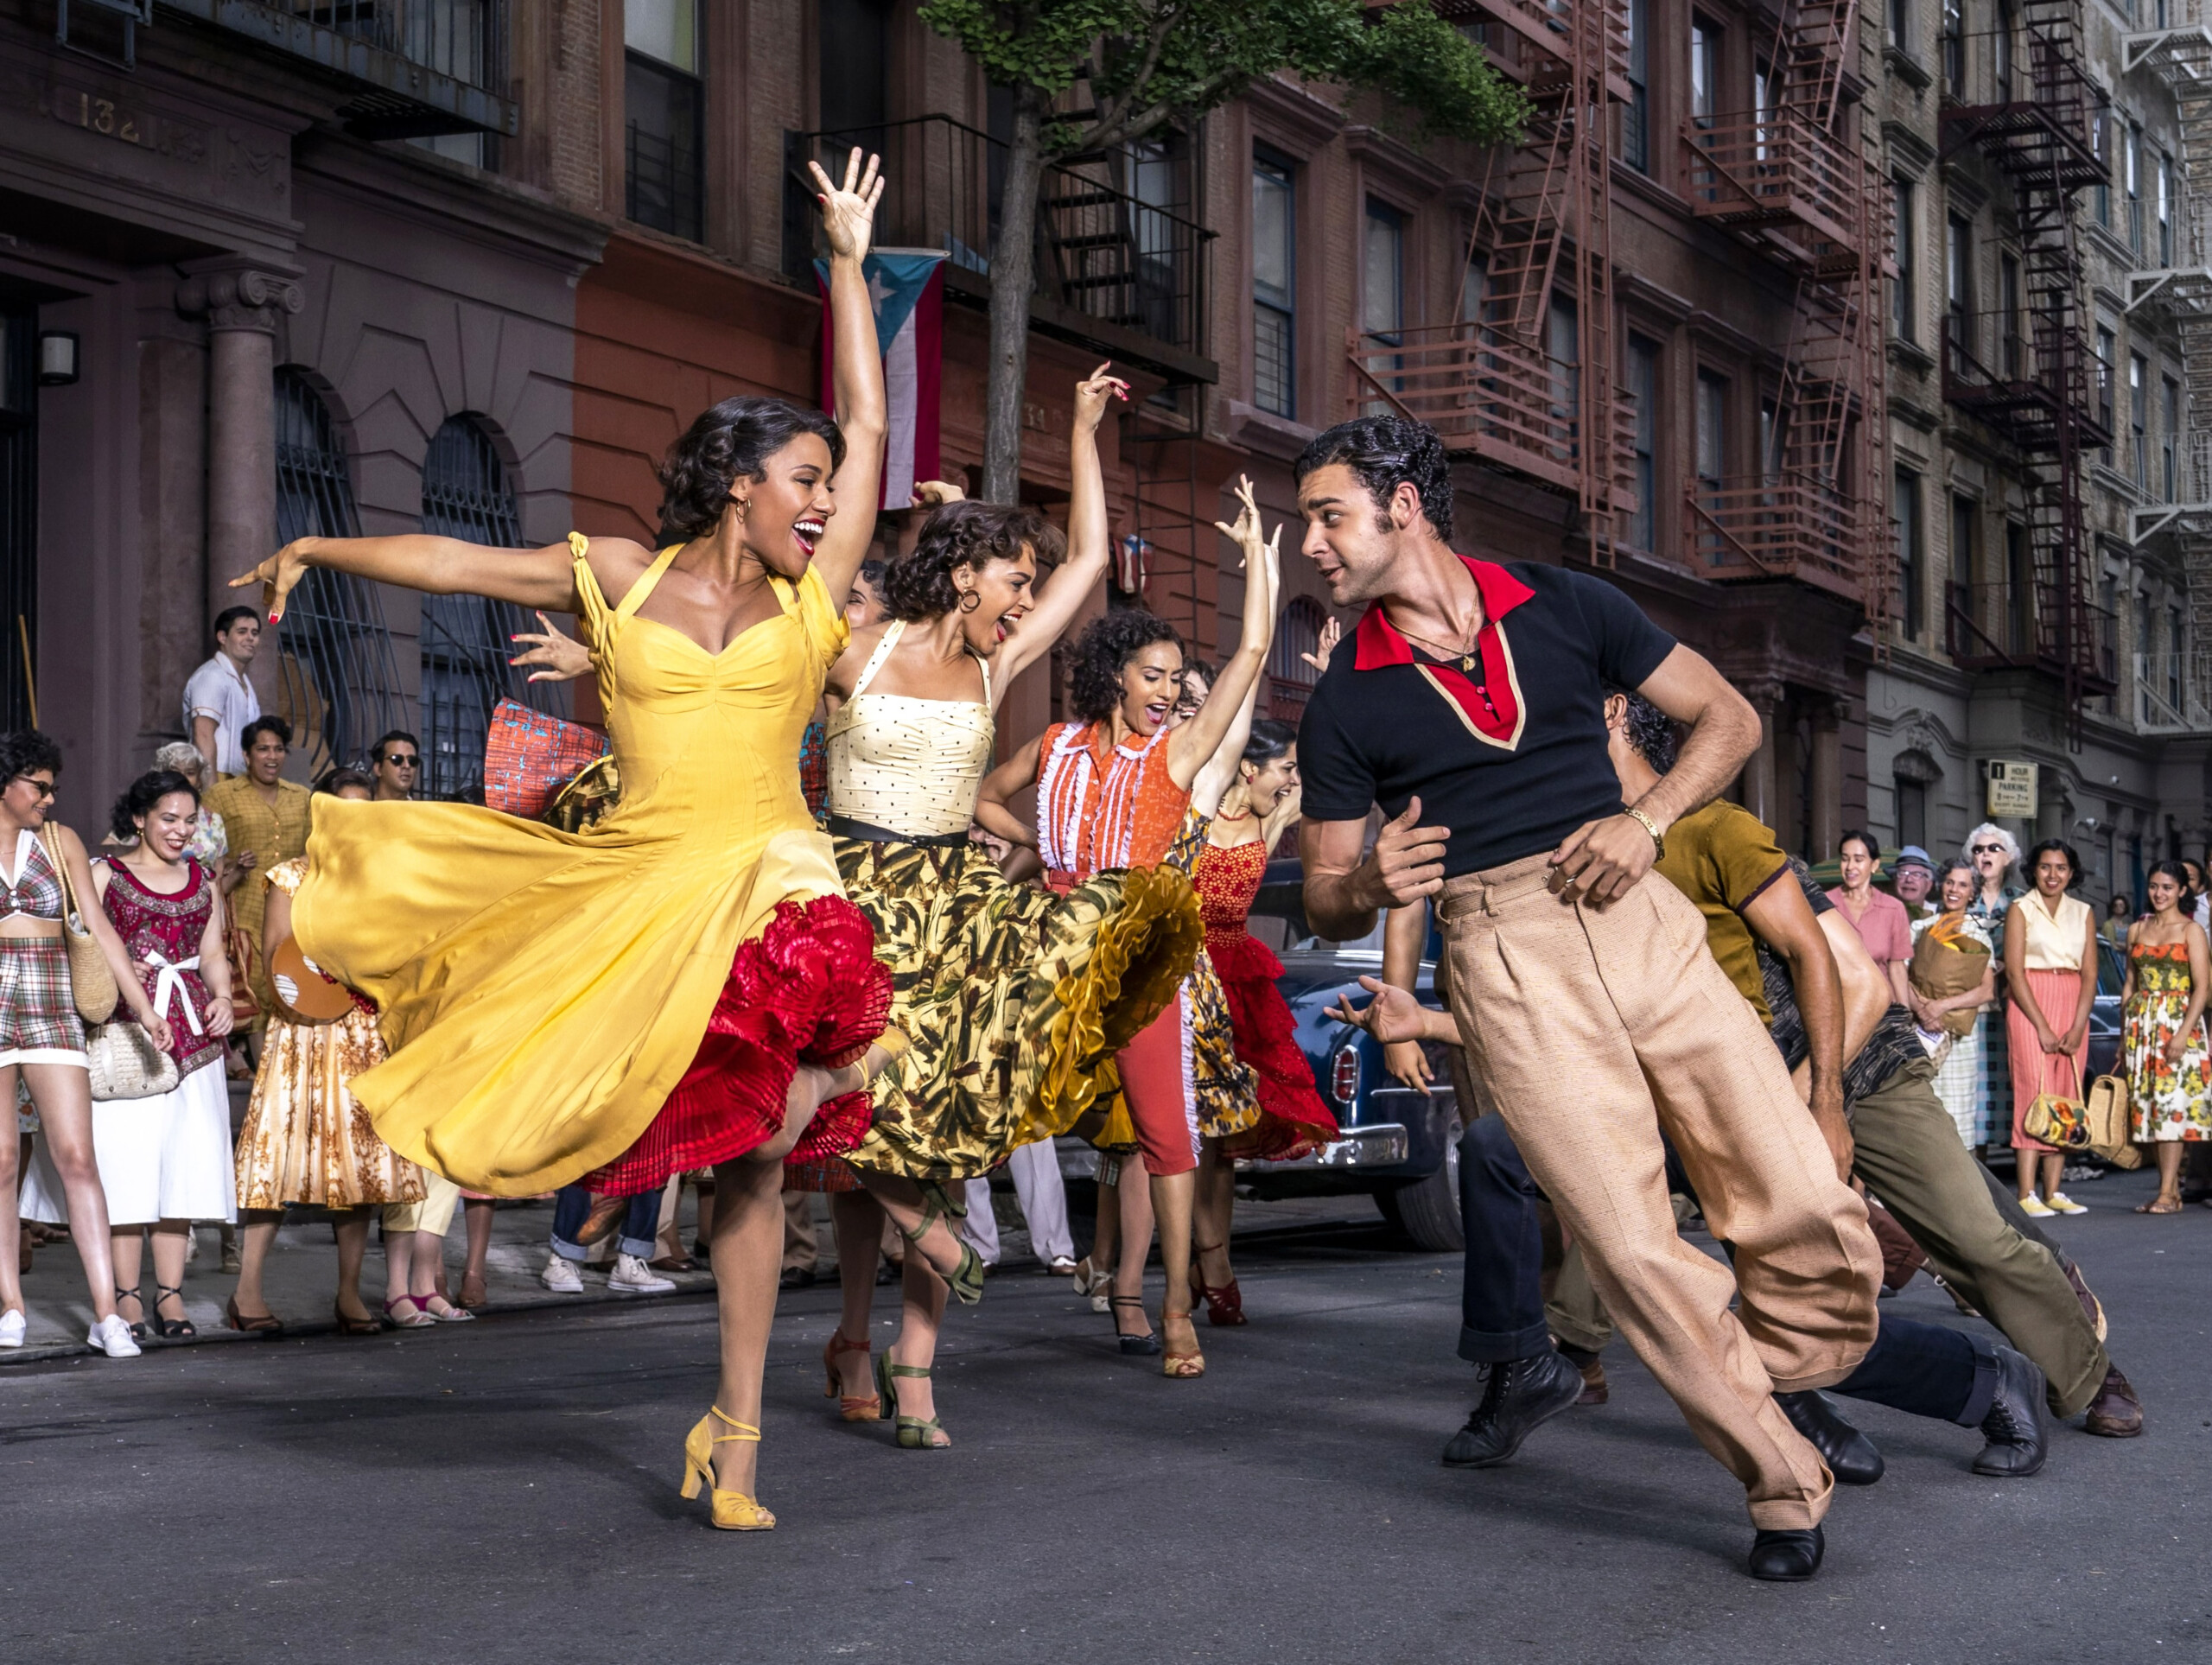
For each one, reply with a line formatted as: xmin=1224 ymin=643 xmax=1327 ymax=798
xmin=268 ymin=936 xmax=355 ymax=1025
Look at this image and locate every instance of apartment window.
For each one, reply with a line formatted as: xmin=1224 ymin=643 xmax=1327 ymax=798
xmin=1994 ymin=0 xmax=2017 ymax=103
xmin=1251 ymin=152 xmax=1297 ymax=419
xmin=2094 ymin=111 xmax=2111 ymax=227
xmin=2171 ymin=606 xmax=2185 ymax=709
xmin=1895 ymin=777 xmax=1927 ymax=848
xmin=1624 ymin=0 xmax=1651 ymax=173
xmin=2126 ymin=122 xmax=2144 ymax=256
xmin=2159 ymin=151 xmax=2175 ymax=265
xmin=1363 ymin=200 xmax=1404 ymax=343
xmin=1628 ymin=333 xmax=1660 ymax=551
xmin=2101 ymin=574 xmax=2121 ymax=686
xmin=2138 ymin=591 xmax=2155 ymax=717
xmin=1942 ymin=0 xmax=1963 ymax=95
xmin=1999 ymin=253 xmax=2022 ymax=378
xmin=1889 ymin=0 xmax=1910 ymax=49
xmin=1894 ymin=179 xmax=1916 ymax=342
xmin=1946 ymin=214 xmax=1974 ymax=358
xmin=2132 ymin=353 xmax=2150 ymax=489
xmin=626 ymin=0 xmax=704 ymax=242
xmin=2005 ymin=522 xmax=2031 ymax=655
xmin=2164 ymin=374 xmax=2182 ymax=501
xmin=1952 ymin=493 xmax=1978 ymax=634
xmin=1696 ymin=371 xmax=1729 ymax=559
xmin=1690 ymin=21 xmax=1722 ymax=130
xmin=1896 ymin=466 xmax=1924 ymax=639
xmin=2097 ymin=326 xmax=2117 ymax=460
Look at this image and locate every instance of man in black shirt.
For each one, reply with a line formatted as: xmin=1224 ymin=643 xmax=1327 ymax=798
xmin=1295 ymin=415 xmax=1877 ymax=1581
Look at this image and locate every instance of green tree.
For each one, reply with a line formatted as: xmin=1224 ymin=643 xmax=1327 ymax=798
xmin=918 ymin=0 xmax=1529 ymax=502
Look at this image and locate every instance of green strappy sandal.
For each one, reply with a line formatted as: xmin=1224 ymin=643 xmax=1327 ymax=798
xmin=897 ymin=1182 xmax=985 ymax=1306
xmin=874 ymin=1350 xmax=950 ymax=1449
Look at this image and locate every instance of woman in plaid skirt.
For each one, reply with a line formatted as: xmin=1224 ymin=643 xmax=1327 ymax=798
xmin=0 ymin=733 xmax=179 ymax=1357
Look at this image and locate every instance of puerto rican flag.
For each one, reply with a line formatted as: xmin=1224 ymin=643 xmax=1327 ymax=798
xmin=818 ymin=249 xmax=945 ymax=509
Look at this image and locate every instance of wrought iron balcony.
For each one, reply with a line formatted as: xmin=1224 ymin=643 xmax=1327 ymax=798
xmin=1945 ymin=580 xmax=2117 ymax=692
xmin=160 ymin=1 xmax=514 ymax=138
xmin=1683 ymin=473 xmax=1862 ymax=600
xmin=784 ymin=117 xmax=1215 ymax=384
xmin=1343 ymin=321 xmax=1637 ymax=511
xmin=1681 ymin=111 xmax=1866 ymax=276
xmin=1938 ymin=25 xmax=2107 ymax=188
xmin=1432 ymin=0 xmax=1635 ymax=105
xmin=1942 ymin=310 xmax=2112 ymax=454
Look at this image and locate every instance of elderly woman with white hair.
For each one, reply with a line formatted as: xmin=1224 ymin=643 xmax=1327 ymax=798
xmin=149 ymin=741 xmax=238 ymax=885
xmin=1963 ymin=823 xmax=2026 ymax=1150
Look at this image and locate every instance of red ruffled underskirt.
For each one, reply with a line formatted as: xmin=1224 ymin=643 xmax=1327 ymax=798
xmin=585 ymin=896 xmax=892 ymax=1197
xmin=1208 ymin=929 xmax=1340 ymax=1162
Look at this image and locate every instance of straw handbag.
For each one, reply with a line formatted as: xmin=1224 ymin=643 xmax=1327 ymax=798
xmin=38 ymin=823 xmax=117 ymax=1024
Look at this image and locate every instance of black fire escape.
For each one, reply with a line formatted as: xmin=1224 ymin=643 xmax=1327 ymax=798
xmin=1939 ymin=0 xmax=2114 ymax=728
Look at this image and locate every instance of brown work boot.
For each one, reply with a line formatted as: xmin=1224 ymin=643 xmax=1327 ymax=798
xmin=1573 ymin=1357 xmax=1608 ymax=1406
xmin=2082 ymin=1367 xmax=2144 ymax=1438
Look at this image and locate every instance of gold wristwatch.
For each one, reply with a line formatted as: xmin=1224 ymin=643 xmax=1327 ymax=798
xmin=1624 ymin=806 xmax=1665 ymax=860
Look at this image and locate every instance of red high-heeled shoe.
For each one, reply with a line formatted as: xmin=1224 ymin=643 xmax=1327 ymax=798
xmin=1190 ymin=1245 xmax=1247 ymax=1327
xmin=823 ymin=1330 xmax=880 ymax=1420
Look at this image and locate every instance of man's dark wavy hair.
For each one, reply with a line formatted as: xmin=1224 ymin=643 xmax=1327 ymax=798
xmin=656 ymin=397 xmax=847 ymax=544
xmin=1067 ymin=608 xmax=1184 ymax=722
xmin=884 ymin=502 xmax=1068 ymax=621
xmin=1293 ymin=415 xmax=1455 ymax=542
xmin=1604 ymin=685 xmax=1681 ymax=773
xmin=0 ymin=730 xmax=62 ymax=785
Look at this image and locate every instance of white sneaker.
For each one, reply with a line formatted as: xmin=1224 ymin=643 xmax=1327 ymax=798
xmin=2046 ymin=1192 xmax=2088 ymax=1216
xmin=2018 ymin=1195 xmax=2056 ymax=1217
xmin=0 ymin=1308 xmax=24 ymax=1348
xmin=540 ymin=1250 xmax=584 ymax=1293
xmin=607 ymin=1253 xmax=676 ymax=1295
xmin=87 ymin=1313 xmax=141 ymax=1358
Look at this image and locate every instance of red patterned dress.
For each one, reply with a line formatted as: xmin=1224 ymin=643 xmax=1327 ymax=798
xmin=1192 ymin=834 xmax=1337 ymax=1160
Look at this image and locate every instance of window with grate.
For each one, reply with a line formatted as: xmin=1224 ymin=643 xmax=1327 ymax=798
xmin=1266 ymin=595 xmax=1329 ymax=715
xmin=273 ymin=369 xmax=409 ymax=780
xmin=418 ymin=417 xmax=565 ymax=802
xmin=1252 ymin=151 xmax=1297 ymax=418
xmin=626 ymin=0 xmax=704 ymax=242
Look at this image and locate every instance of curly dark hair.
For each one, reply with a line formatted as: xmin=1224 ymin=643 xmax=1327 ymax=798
xmin=884 ymin=502 xmax=1068 ymax=622
xmin=0 ymin=729 xmax=63 ymax=785
xmin=1067 ymin=608 xmax=1185 ymax=723
xmin=1602 ymin=686 xmax=1681 ymax=773
xmin=656 ymin=397 xmax=847 ymax=544
xmin=110 ymin=769 xmax=200 ymax=843
xmin=240 ymin=714 xmax=292 ymax=751
xmin=1243 ymin=718 xmax=1298 ymax=766
xmin=317 ymin=767 xmax=377 ymax=796
xmin=1293 ymin=415 xmax=1455 ymax=542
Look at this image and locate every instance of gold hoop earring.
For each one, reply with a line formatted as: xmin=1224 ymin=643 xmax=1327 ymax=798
xmin=957 ymin=588 xmax=982 ymax=614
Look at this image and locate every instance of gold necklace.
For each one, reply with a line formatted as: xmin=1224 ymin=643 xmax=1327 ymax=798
xmin=1397 ymin=619 xmax=1485 ymax=674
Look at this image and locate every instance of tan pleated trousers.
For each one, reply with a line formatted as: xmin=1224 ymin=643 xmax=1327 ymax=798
xmin=1438 ymin=852 xmax=1881 ymax=1529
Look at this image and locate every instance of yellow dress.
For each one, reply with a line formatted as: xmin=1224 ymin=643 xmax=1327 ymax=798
xmin=293 ymin=536 xmax=868 ymax=1195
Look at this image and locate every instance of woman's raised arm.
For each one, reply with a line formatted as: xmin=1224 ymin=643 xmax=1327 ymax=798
xmin=996 ymin=365 xmax=1128 ymax=692
xmin=1167 ymin=478 xmax=1281 ymax=790
xmin=807 ymin=149 xmax=889 ymax=608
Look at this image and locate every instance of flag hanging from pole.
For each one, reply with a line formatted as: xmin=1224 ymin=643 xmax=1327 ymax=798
xmin=818 ymin=249 xmax=945 ymax=510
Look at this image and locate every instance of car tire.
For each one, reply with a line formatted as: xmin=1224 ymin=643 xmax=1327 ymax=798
xmin=1376 ymin=1115 xmax=1465 ymax=1252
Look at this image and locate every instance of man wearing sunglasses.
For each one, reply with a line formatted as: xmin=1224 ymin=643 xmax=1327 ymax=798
xmin=369 ymin=732 xmax=421 ymax=803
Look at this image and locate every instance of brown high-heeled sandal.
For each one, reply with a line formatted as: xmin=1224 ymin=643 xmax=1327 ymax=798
xmin=225 ymin=1294 xmax=284 ymax=1335
xmin=333 ymin=1300 xmax=382 ymax=1337
xmin=823 ymin=1330 xmax=880 ymax=1420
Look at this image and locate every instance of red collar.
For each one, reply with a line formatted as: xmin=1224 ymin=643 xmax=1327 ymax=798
xmin=1352 ymin=556 xmax=1535 ymax=670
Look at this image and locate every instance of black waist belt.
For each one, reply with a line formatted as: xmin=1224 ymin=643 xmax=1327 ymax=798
xmin=826 ymin=815 xmax=972 ymax=849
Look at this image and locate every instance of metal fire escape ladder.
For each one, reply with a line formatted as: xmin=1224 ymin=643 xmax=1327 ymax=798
xmin=1346 ymin=2 xmax=1633 ymax=562
xmin=2122 ymin=6 xmax=2212 ymax=719
xmin=1939 ymin=0 xmax=2113 ymax=734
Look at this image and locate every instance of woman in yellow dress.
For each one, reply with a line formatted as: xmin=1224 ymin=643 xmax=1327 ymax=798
xmin=230 ymin=152 xmax=918 ymax=1533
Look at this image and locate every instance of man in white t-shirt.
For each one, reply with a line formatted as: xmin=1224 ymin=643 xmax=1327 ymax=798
xmin=181 ymin=606 xmax=263 ymax=777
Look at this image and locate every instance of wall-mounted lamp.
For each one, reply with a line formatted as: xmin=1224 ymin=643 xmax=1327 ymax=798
xmin=35 ymin=331 xmax=79 ymax=387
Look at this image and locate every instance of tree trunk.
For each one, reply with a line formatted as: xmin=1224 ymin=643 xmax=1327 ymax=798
xmin=982 ymin=86 xmax=1048 ymax=505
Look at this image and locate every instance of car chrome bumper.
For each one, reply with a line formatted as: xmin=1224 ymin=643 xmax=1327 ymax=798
xmin=1238 ymin=1123 xmax=1411 ymax=1172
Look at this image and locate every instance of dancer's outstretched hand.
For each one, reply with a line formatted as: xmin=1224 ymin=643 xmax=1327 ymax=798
xmin=1300 ymin=615 xmax=1342 ymax=674
xmin=810 ymin=147 xmax=884 ymax=263
xmin=510 ymin=612 xmax=593 ymax=683
xmin=1330 ymin=975 xmax=1449 ymax=1046
xmin=230 ymin=542 xmax=314 ymax=626
xmin=1074 ymin=363 xmax=1129 ymax=432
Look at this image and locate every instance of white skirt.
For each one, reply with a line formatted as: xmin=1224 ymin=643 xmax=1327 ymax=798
xmin=22 ymin=1059 xmax=237 ymax=1226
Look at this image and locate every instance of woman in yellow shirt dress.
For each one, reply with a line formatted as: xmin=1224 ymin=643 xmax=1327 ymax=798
xmin=230 ymin=153 xmax=906 ymax=1533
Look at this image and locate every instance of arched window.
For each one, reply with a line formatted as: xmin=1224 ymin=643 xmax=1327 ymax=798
xmin=273 ymin=369 xmax=407 ymax=779
xmin=419 ymin=416 xmax=564 ymax=802
xmin=1266 ymin=595 xmax=1329 ymax=715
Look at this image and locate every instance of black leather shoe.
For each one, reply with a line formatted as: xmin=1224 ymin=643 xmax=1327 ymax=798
xmin=1972 ymin=1345 xmax=2050 ymax=1477
xmin=1748 ymin=1525 xmax=1824 ymax=1581
xmin=1775 ymin=1390 xmax=1885 ymax=1486
xmin=1442 ymin=1350 xmax=1584 ymax=1468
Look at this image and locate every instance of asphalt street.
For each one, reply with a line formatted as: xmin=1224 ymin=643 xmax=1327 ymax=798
xmin=5 ymin=1168 xmax=2209 ymax=1665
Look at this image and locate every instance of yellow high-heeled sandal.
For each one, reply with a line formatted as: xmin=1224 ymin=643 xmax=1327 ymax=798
xmin=679 ymin=1407 xmax=776 ymax=1530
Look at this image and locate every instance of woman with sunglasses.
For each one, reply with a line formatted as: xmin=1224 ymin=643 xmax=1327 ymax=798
xmin=1962 ymin=823 xmax=2025 ymax=1152
xmin=0 ymin=734 xmax=175 ymax=1354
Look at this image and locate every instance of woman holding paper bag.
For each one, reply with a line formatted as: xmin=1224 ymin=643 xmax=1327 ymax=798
xmin=1909 ymin=859 xmax=1997 ymax=1147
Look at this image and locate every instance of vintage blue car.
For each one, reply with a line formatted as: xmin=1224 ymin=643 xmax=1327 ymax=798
xmin=1231 ymin=858 xmax=1468 ymax=1250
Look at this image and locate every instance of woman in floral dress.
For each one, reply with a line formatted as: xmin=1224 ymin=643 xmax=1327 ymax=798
xmin=2122 ymin=860 xmax=2212 ymax=1214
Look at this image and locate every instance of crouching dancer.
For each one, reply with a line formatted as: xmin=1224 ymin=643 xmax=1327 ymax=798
xmin=1293 ymin=415 xmax=1876 ymax=1581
